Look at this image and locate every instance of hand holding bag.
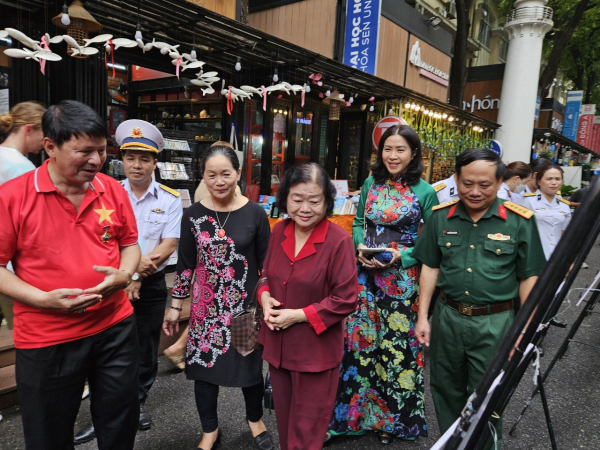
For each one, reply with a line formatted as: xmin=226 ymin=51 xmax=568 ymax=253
xmin=230 ymin=277 xmax=265 ymax=356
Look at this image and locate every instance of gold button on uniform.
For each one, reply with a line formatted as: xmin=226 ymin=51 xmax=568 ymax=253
xmin=496 ymin=249 xmax=501 ymax=254
xmin=473 ymin=224 xmax=478 ymax=227
xmin=470 ymin=245 xmax=475 ymax=249
xmin=467 ymin=268 xmax=472 ymax=273
xmin=446 ymin=242 xmax=451 ymax=247
xmin=465 ymin=291 xmax=470 ymax=296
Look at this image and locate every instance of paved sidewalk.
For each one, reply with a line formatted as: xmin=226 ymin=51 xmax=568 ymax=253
xmin=1 ymin=246 xmax=600 ymax=449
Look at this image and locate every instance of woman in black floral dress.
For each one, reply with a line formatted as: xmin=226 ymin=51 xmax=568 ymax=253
xmin=163 ymin=144 xmax=273 ymax=450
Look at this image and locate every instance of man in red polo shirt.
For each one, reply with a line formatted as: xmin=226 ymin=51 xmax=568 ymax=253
xmin=0 ymin=100 xmax=141 ymax=450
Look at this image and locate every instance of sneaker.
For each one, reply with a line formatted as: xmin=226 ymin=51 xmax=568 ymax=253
xmin=582 ymin=262 xmax=589 ymax=269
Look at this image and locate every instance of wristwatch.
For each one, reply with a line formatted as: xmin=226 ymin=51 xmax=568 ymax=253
xmin=132 ymin=272 xmax=141 ymax=282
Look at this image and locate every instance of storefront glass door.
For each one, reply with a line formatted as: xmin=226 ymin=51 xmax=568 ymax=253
xmin=293 ymin=109 xmax=314 ymax=164
xmin=269 ymin=103 xmax=291 ymax=194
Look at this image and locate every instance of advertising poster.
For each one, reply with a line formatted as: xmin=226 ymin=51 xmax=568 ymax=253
xmin=593 ymin=116 xmax=600 ymax=154
xmin=562 ymin=91 xmax=583 ymax=141
xmin=576 ymin=104 xmax=596 ymax=149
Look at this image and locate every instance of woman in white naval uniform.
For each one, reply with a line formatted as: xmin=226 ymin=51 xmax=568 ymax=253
xmin=519 ymin=164 xmax=571 ymax=259
xmin=497 ymin=161 xmax=532 ymax=201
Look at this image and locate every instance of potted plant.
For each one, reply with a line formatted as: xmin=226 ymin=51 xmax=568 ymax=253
xmin=537 ymin=150 xmax=554 ymax=161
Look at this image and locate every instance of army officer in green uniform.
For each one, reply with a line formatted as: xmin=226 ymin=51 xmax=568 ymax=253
xmin=412 ymin=148 xmax=546 ymax=448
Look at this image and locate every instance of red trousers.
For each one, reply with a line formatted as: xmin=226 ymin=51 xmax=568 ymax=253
xmin=269 ymin=364 xmax=339 ymax=450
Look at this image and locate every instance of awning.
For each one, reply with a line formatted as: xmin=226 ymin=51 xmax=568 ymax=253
xmin=533 ymin=128 xmax=597 ymax=155
xmin=2 ymin=0 xmax=498 ymax=129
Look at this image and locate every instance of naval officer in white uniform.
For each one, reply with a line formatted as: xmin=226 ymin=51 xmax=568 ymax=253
xmin=518 ymin=164 xmax=571 ymax=260
xmin=432 ymin=173 xmax=459 ymax=204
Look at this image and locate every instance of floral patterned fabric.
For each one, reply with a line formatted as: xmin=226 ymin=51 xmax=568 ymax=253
xmin=172 ymin=201 xmax=270 ymax=387
xmin=329 ymin=179 xmax=427 ymax=439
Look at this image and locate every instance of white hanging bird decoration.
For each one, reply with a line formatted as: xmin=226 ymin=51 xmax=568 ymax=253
xmin=84 ymin=34 xmax=113 ymax=47
xmin=5 ymin=28 xmax=41 ymax=50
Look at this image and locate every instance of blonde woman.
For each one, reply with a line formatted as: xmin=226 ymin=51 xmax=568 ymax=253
xmin=0 ymin=101 xmax=46 ymax=329
xmin=0 ymin=101 xmax=46 ymax=185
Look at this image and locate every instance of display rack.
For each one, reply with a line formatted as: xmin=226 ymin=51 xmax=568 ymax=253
xmin=158 ymin=129 xmax=200 ymax=192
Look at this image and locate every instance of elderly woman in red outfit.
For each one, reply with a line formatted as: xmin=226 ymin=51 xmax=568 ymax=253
xmin=258 ymin=162 xmax=358 ymax=450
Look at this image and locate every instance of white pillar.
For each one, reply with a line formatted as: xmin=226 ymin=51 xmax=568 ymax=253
xmin=495 ymin=0 xmax=553 ymax=163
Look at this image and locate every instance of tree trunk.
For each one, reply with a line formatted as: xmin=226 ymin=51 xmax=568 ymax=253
xmin=584 ymin=70 xmax=596 ymax=103
xmin=448 ymin=0 xmax=474 ymax=107
xmin=538 ymin=0 xmax=592 ymax=98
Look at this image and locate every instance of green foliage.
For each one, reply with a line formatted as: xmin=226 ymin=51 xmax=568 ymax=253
xmin=560 ymin=184 xmax=577 ymax=196
xmin=537 ymin=150 xmax=554 ymax=160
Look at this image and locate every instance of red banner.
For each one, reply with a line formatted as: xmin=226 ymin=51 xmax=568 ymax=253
xmin=576 ymin=104 xmax=596 ymax=149
xmin=593 ymin=116 xmax=600 ymax=154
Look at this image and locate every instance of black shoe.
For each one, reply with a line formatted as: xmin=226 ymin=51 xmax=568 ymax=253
xmin=538 ymin=346 xmax=545 ymax=357
xmin=74 ymin=423 xmax=96 ymax=445
xmin=378 ymin=431 xmax=392 ymax=446
xmin=253 ymin=431 xmax=274 ymax=450
xmin=139 ymin=406 xmax=151 ymax=431
xmin=550 ymin=317 xmax=568 ymax=328
xmin=323 ymin=433 xmax=335 ymax=447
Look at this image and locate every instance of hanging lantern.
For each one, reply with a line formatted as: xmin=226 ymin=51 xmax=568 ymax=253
xmin=52 ymin=0 xmax=103 ymax=58
xmin=323 ymin=91 xmax=345 ymax=120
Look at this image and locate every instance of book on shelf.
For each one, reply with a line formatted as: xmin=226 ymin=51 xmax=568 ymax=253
xmin=163 ymin=138 xmax=191 ymax=151
xmin=332 ymin=198 xmax=357 ymax=215
xmin=258 ymin=195 xmax=277 ymax=214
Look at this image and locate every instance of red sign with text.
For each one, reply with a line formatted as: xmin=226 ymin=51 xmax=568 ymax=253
xmin=576 ymin=104 xmax=596 ymax=149
xmin=592 ymin=116 xmax=600 ymax=154
xmin=372 ymin=116 xmax=408 ymax=148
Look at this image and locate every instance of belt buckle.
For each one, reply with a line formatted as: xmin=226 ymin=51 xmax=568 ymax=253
xmin=459 ymin=304 xmax=473 ymax=316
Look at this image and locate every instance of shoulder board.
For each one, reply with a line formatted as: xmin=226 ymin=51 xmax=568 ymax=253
xmin=523 ymin=192 xmax=536 ymax=197
xmin=558 ymin=197 xmax=571 ymax=206
xmin=433 ymin=182 xmax=446 ymax=193
xmin=556 ymin=190 xmax=561 ymax=195
xmin=432 ymin=199 xmax=459 ymax=211
xmin=503 ymin=201 xmax=534 ymax=219
xmin=159 ymin=184 xmax=181 ymax=197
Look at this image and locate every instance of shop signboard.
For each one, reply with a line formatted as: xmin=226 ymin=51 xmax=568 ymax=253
xmin=343 ymin=0 xmax=382 ymax=75
xmin=576 ymin=104 xmax=596 ymax=149
xmin=372 ymin=116 xmax=408 ymax=148
xmin=592 ymin=116 xmax=600 ymax=154
xmin=562 ymin=90 xmax=583 ymax=141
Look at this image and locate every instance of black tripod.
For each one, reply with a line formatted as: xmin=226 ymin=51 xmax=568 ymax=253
xmin=509 ymin=272 xmax=600 ymax=443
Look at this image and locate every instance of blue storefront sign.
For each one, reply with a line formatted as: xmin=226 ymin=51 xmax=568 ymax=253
xmin=562 ymin=90 xmax=584 ymax=141
xmin=343 ymin=0 xmax=382 ymax=75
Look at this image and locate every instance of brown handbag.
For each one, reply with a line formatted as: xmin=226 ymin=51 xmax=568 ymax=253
xmin=230 ymin=277 xmax=265 ymax=356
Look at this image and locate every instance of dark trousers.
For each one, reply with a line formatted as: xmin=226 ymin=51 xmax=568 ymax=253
xmin=269 ymin=364 xmax=339 ymax=450
xmin=194 ymin=379 xmax=264 ymax=433
xmin=132 ymin=271 xmax=167 ymax=405
xmin=16 ymin=314 xmax=140 ymax=450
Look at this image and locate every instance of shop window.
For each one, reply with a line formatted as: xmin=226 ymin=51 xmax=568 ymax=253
xmin=338 ymin=117 xmax=363 ymax=191
xmin=294 ymin=110 xmax=314 ymax=164
xmin=270 ymin=105 xmax=290 ymax=194
xmin=318 ymin=116 xmax=328 ymax=169
xmin=243 ymin=100 xmax=264 ymax=195
xmin=499 ymin=37 xmax=508 ymax=62
xmin=478 ymin=4 xmax=494 ymax=49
